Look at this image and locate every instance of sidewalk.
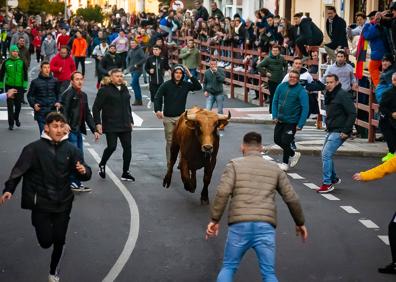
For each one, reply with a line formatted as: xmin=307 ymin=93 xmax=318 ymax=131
xmin=224 ymin=83 xmax=388 ymax=158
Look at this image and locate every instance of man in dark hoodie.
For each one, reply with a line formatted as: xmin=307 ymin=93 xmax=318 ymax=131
xmin=98 ymin=44 xmax=123 ymax=81
xmin=293 ymin=13 xmax=323 ymax=58
xmin=154 ymin=65 xmax=202 ymax=164
xmin=27 ymin=62 xmax=60 ymax=134
xmin=0 ymin=112 xmax=92 ymax=282
xmin=325 ymin=6 xmax=348 ymax=63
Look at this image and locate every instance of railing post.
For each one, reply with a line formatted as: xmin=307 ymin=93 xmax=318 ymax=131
xmin=368 ymin=85 xmax=375 ymax=143
xmin=230 ymin=45 xmax=235 ymax=99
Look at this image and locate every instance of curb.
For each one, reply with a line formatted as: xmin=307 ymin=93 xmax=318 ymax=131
xmin=230 ymin=118 xmax=317 ymax=126
xmin=268 ymin=147 xmax=386 ymax=158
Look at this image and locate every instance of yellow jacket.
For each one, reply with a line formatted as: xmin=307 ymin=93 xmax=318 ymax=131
xmin=360 ymin=156 xmax=396 ymax=181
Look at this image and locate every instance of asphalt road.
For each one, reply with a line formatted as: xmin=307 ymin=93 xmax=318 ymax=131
xmin=0 ymin=60 xmax=394 ymax=282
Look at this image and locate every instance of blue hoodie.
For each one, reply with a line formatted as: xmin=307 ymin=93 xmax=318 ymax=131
xmin=272 ymin=82 xmax=309 ymax=129
xmin=362 ymin=22 xmax=390 ymax=61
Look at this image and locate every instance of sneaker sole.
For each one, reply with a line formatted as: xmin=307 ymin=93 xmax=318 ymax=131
xmin=317 ymin=186 xmax=335 ymax=193
xmin=79 ymin=189 xmax=92 ymax=192
xmin=121 ymin=177 xmax=135 ymax=181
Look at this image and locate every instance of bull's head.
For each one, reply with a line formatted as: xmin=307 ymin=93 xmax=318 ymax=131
xmin=184 ymin=109 xmax=231 ymax=153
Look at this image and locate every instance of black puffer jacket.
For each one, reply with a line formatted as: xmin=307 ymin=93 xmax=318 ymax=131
xmin=324 ymin=84 xmax=357 ymax=134
xmin=98 ymin=52 xmax=123 ymax=78
xmin=325 ymin=15 xmax=348 ymax=49
xmin=92 ymin=83 xmax=134 ymax=133
xmin=61 ymin=87 xmax=96 ymax=135
xmin=3 ymin=134 xmax=92 ymax=213
xmin=27 ymin=74 xmax=59 ymax=114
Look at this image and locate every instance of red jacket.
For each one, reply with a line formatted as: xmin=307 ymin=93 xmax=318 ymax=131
xmin=50 ymin=53 xmax=76 ymax=82
xmin=57 ymin=34 xmax=70 ymax=50
xmin=33 ymin=35 xmax=41 ymax=48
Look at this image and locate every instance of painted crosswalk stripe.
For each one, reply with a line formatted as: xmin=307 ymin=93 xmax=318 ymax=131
xmin=262 ymin=155 xmax=273 ymax=161
xmin=287 ymin=173 xmax=305 ymax=179
xmin=83 ymin=142 xmax=91 ymax=147
xmin=132 ymin=112 xmax=143 ymax=127
xmin=359 ymin=219 xmax=379 ymax=229
xmin=133 ymin=127 xmax=164 ymax=131
xmin=303 ymin=183 xmax=319 ymax=190
xmin=340 ymin=206 xmax=360 ymax=214
xmin=321 ymin=194 xmax=340 ymax=201
xmin=378 ymin=235 xmax=390 ymax=245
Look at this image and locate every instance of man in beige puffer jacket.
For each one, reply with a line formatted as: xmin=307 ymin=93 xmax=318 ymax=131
xmin=206 ymin=131 xmax=308 ymax=282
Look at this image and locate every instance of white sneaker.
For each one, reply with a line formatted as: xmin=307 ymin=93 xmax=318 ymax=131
xmin=147 ymin=101 xmax=152 ymax=109
xmin=289 ymin=152 xmax=301 ymax=168
xmin=278 ymin=163 xmax=289 ymax=171
xmin=48 ymin=274 xmax=60 ymax=282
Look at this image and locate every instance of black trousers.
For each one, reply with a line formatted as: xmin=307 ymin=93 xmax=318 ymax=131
xmin=100 ymin=131 xmax=132 ymax=173
xmin=149 ymin=83 xmax=161 ymax=102
xmin=268 ymin=81 xmax=279 ymax=114
xmin=31 ymin=208 xmax=71 ymax=275
xmin=389 ymin=212 xmax=396 ymax=263
xmin=274 ymin=122 xmax=296 ymax=164
xmin=5 ymin=86 xmax=24 ymax=127
xmin=380 ymin=118 xmax=396 ymax=154
xmin=74 ymin=57 xmax=85 ymax=76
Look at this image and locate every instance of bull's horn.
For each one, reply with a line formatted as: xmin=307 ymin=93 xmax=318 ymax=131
xmin=218 ymin=111 xmax=231 ymax=120
xmin=186 ymin=113 xmax=197 ymax=121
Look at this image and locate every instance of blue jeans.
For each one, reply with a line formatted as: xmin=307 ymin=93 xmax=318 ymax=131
xmin=217 ymin=222 xmax=278 ymax=282
xmin=206 ymin=94 xmax=225 ymax=114
xmin=131 ymin=72 xmax=142 ymax=101
xmin=36 ymin=113 xmax=47 ymax=135
xmin=322 ymin=132 xmax=344 ymax=184
xmin=69 ymin=131 xmax=84 ymax=186
xmin=184 ymin=68 xmax=198 ymax=81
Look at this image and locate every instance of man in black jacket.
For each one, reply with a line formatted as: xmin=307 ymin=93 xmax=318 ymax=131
xmin=145 ymin=45 xmax=170 ymax=108
xmin=0 ymin=112 xmax=92 ymax=282
xmin=98 ymin=44 xmax=123 ymax=83
xmin=93 ymin=68 xmax=135 ymax=181
xmin=325 ymin=6 xmax=348 ymax=63
xmin=154 ymin=65 xmax=202 ymax=164
xmin=317 ymin=74 xmax=356 ymax=193
xmin=293 ymin=13 xmax=323 ymax=57
xmin=28 ymin=61 xmax=60 ymax=134
xmin=62 ymin=71 xmax=100 ymax=192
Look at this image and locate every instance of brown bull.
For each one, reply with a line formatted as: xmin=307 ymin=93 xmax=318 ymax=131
xmin=162 ymin=107 xmax=231 ymax=204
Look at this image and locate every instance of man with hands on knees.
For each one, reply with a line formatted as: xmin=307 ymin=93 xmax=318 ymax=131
xmin=206 ymin=132 xmax=307 ymax=282
xmin=0 ymin=112 xmax=92 ymax=282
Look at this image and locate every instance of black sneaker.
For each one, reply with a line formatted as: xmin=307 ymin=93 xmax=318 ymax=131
xmin=15 ymin=120 xmax=21 ymax=127
xmin=121 ymin=171 xmax=135 ymax=181
xmin=98 ymin=165 xmax=106 ymax=179
xmin=378 ymin=263 xmax=396 ymax=274
xmin=8 ymin=126 xmax=13 ymax=131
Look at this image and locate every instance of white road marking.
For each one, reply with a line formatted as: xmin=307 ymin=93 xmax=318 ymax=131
xmin=133 ymin=127 xmax=163 ymax=131
xmin=0 ymin=107 xmax=31 ymax=110
xmin=132 ymin=112 xmax=143 ymax=127
xmin=262 ymin=155 xmax=273 ymax=161
xmin=359 ymin=219 xmax=379 ymax=229
xmin=378 ymin=235 xmax=390 ymax=245
xmin=320 ymin=194 xmax=340 ymax=201
xmin=86 ymin=148 xmax=140 ymax=282
xmin=303 ymin=183 xmax=319 ymax=190
xmin=0 ymin=111 xmax=7 ymax=120
xmin=83 ymin=142 xmax=91 ymax=147
xmin=287 ymin=173 xmax=305 ymax=179
xmin=340 ymin=206 xmax=360 ymax=214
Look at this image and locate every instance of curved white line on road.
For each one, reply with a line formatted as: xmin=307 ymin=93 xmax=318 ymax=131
xmin=86 ymin=148 xmax=140 ymax=282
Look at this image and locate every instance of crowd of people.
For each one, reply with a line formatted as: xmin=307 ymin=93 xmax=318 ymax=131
xmin=0 ymin=1 xmax=396 ymax=281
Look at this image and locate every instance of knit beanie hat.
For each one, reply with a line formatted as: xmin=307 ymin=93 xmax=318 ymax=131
xmin=10 ymin=45 xmax=19 ymax=52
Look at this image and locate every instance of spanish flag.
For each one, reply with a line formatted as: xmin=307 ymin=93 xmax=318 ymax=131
xmin=355 ymin=32 xmax=368 ymax=80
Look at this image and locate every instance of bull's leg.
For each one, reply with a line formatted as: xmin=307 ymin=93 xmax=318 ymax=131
xmin=180 ymin=159 xmax=191 ymax=192
xmin=163 ymin=142 xmax=180 ymax=188
xmin=189 ymin=169 xmax=197 ymax=193
xmin=201 ymin=159 xmax=216 ymax=205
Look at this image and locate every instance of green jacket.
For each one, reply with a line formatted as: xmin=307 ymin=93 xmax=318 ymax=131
xmin=203 ymin=68 xmax=225 ymax=95
xmin=257 ymin=54 xmax=288 ymax=83
xmin=0 ymin=57 xmax=28 ymax=89
xmin=179 ymin=47 xmax=200 ymax=69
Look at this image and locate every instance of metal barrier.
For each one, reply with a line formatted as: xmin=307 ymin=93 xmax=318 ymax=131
xmin=169 ymin=36 xmax=379 ymax=143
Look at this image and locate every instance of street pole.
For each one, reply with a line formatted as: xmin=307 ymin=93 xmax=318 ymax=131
xmin=64 ymin=0 xmax=67 ymax=20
